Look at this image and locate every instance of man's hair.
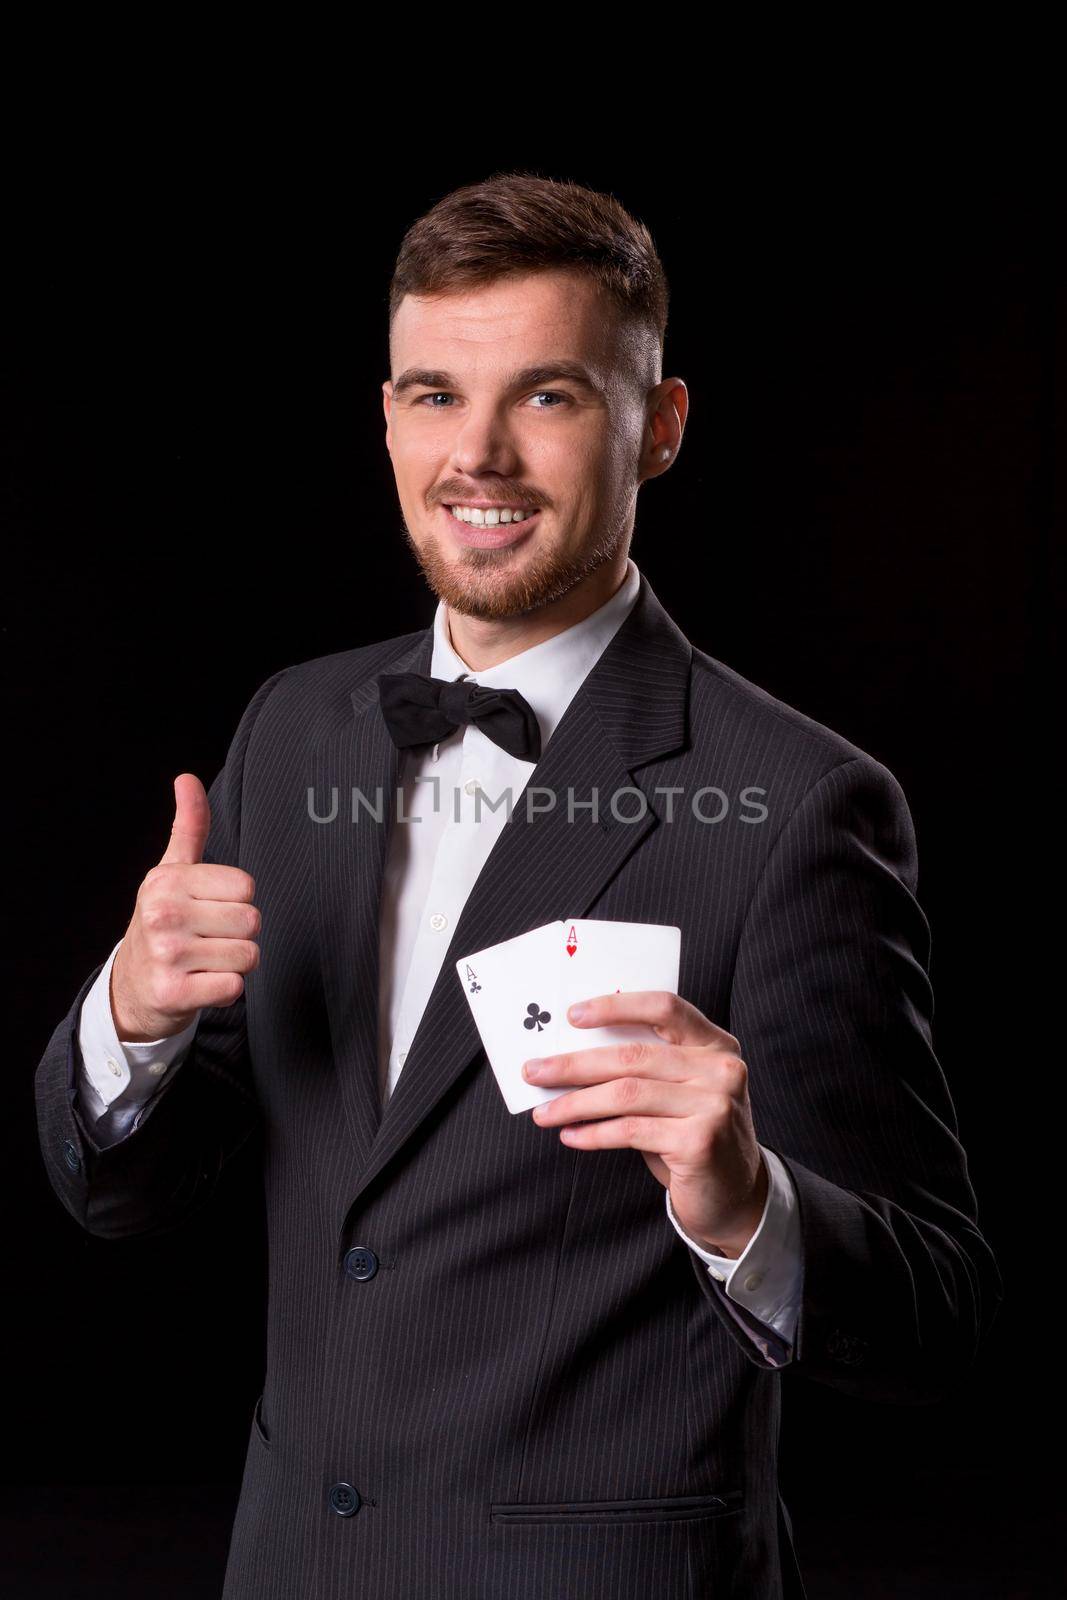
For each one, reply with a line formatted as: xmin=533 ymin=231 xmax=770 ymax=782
xmin=388 ymin=171 xmax=669 ymax=390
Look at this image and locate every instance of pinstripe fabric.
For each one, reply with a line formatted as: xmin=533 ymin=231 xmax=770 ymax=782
xmin=34 ymin=569 xmax=1002 ymax=1599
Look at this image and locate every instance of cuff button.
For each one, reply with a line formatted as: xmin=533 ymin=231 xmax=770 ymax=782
xmin=826 ymin=1327 xmax=869 ymax=1366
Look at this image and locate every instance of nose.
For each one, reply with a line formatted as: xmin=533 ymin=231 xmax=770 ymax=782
xmin=449 ymin=400 xmax=521 ymax=479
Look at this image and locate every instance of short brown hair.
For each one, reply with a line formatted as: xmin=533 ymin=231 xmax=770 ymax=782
xmin=388 ymin=171 xmax=669 ymax=390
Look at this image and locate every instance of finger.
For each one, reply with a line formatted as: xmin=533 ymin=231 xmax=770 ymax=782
xmin=532 ymin=1077 xmax=707 ymax=1128
xmin=564 ymin=989 xmax=738 ymax=1050
xmin=186 ymin=899 xmax=262 ymax=940
xmin=158 ymin=862 xmax=257 ymax=902
xmin=173 ymin=971 xmax=249 ymax=1011
xmin=551 ymin=1113 xmax=682 ymax=1152
xmin=180 ymin=936 xmax=260 ymax=974
xmin=524 ymin=1037 xmax=698 ymax=1085
xmin=160 ymin=773 xmax=211 ymax=866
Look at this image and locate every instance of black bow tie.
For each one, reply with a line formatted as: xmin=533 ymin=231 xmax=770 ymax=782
xmin=377 ymin=670 xmax=542 ymax=763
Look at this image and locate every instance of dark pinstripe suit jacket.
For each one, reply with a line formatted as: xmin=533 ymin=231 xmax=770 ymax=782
xmin=35 ymin=569 xmax=1002 ymax=1599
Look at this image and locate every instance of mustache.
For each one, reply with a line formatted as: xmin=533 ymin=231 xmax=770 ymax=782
xmin=434 ymin=488 xmax=546 ymax=509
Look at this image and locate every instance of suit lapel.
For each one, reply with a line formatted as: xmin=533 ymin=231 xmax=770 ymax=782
xmin=312 ymin=570 xmax=693 ymax=1212
xmin=311 ymin=626 xmax=433 ymax=1157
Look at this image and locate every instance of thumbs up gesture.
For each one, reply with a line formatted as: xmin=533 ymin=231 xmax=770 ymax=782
xmin=109 ymin=774 xmax=261 ymax=1043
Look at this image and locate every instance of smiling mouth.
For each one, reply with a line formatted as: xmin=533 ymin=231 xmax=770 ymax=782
xmin=439 ymin=504 xmax=542 ymax=549
xmin=444 ymin=503 xmax=539 ymax=526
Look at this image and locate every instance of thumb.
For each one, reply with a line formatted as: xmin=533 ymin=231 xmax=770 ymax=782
xmin=160 ymin=772 xmax=211 ymax=866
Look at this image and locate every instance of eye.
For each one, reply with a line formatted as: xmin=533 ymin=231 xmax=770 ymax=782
xmin=413 ymin=389 xmax=570 ymax=410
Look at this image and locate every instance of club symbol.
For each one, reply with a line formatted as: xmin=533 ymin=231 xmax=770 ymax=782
xmin=469 ymin=981 xmax=481 ymax=993
xmin=523 ymin=1002 xmax=552 ymax=1032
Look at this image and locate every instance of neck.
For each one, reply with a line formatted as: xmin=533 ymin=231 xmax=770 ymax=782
xmin=445 ymin=552 xmax=630 ymax=672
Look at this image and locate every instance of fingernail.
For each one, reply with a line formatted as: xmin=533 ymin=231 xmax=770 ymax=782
xmin=568 ymin=1003 xmax=587 ymax=1022
xmin=524 ymin=1062 xmax=542 ymax=1079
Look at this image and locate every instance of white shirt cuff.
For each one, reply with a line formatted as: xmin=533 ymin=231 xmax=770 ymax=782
xmin=76 ymin=938 xmax=200 ymax=1117
xmin=665 ymin=1145 xmax=802 ymax=1346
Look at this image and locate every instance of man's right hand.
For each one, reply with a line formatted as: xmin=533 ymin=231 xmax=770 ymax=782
xmin=109 ymin=773 xmax=261 ymax=1043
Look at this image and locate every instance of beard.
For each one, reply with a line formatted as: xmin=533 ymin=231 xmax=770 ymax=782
xmin=399 ymin=512 xmax=630 ymax=622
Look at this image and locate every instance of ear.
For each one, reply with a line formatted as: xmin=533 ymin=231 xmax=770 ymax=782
xmin=639 ymin=378 xmax=688 ymax=483
xmin=382 ymin=380 xmax=394 ymax=452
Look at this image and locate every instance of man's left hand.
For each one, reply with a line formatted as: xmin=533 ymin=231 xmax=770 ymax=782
xmin=523 ymin=990 xmax=768 ymax=1258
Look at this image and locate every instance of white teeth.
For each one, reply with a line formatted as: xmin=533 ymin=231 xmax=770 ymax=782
xmin=448 ymin=505 xmax=535 ymax=526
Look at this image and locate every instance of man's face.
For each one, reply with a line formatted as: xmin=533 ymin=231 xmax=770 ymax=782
xmin=383 ymin=268 xmax=659 ymax=621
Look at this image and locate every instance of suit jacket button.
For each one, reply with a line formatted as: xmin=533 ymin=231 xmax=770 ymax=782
xmin=344 ymin=1246 xmax=379 ymax=1281
xmin=62 ymin=1140 xmax=80 ymax=1172
xmin=329 ymin=1482 xmax=361 ymax=1516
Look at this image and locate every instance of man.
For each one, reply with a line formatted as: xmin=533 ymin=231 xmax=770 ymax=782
xmin=34 ymin=174 xmax=1002 ymax=1599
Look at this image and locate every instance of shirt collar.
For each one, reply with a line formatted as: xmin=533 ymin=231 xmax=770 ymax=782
xmin=430 ymin=556 xmax=642 ymax=755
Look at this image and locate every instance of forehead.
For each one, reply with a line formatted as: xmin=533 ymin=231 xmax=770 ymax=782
xmin=390 ymin=269 xmax=625 ymax=374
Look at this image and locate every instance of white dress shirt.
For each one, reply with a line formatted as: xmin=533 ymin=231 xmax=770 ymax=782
xmin=76 ymin=557 xmax=803 ymax=1354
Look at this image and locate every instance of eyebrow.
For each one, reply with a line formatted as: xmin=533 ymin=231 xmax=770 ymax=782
xmin=391 ymin=361 xmax=605 ymax=399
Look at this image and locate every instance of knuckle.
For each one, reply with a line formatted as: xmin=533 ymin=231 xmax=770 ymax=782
xmin=152 ymin=972 xmax=183 ymax=1012
xmin=683 ymin=1132 xmax=708 ymax=1164
xmin=615 ymin=1073 xmax=644 ymax=1108
xmin=140 ymin=896 xmax=176 ymax=932
xmin=150 ymin=931 xmax=184 ymax=966
xmin=719 ymin=1053 xmax=747 ymax=1087
xmin=618 ymin=1038 xmax=648 ymax=1070
xmin=708 ymin=1090 xmax=734 ymax=1125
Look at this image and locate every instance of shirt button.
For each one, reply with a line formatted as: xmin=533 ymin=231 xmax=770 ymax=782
xmin=107 ymin=1058 xmax=122 ymax=1076
xmin=743 ymin=1272 xmax=763 ymax=1291
xmin=429 ymin=912 xmax=448 ymax=932
xmin=397 ymin=1050 xmax=407 ymax=1065
xmin=147 ymin=1061 xmax=167 ymax=1077
xmin=464 ymin=778 xmax=481 ymax=795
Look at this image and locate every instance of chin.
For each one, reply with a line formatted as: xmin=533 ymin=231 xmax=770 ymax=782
xmin=402 ymin=521 xmax=625 ymax=622
xmin=421 ymin=541 xmax=583 ymax=620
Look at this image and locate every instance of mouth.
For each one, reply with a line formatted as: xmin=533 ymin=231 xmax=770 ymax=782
xmin=438 ymin=503 xmax=542 ymax=550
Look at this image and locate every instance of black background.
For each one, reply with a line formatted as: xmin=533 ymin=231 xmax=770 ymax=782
xmin=5 ymin=134 xmax=1060 ymax=1597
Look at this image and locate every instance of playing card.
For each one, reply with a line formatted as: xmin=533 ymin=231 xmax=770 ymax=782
xmin=456 ymin=917 xmax=683 ymax=1116
xmin=553 ymin=919 xmax=682 ymax=1059
xmin=455 ymin=922 xmax=564 ymax=1113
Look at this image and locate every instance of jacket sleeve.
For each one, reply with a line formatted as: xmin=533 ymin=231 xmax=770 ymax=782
xmin=688 ymin=753 xmax=1004 ymax=1403
xmin=33 ymin=665 xmax=290 ymax=1240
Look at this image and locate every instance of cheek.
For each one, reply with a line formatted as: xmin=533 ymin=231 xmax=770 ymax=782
xmin=606 ymin=414 xmax=644 ymax=478
xmin=542 ymin=431 xmax=615 ymax=510
xmin=391 ymin=427 xmax=447 ymax=487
